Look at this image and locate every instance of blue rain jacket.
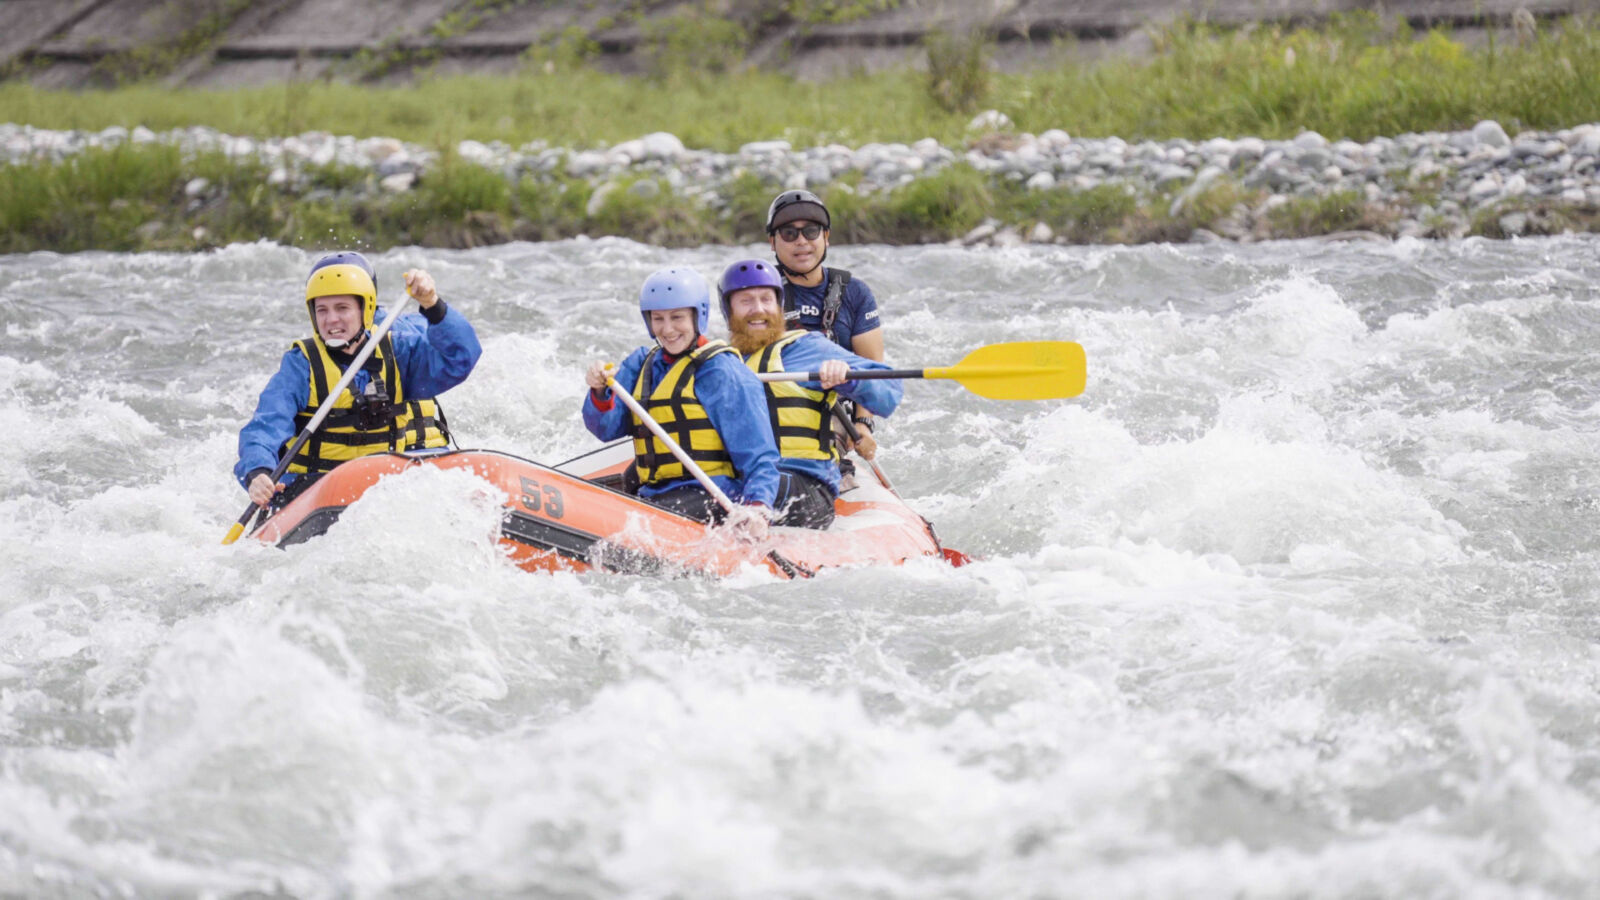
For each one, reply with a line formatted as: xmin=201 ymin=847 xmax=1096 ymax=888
xmin=234 ymin=303 xmax=482 ymax=488
xmin=583 ymin=340 xmax=780 ymax=510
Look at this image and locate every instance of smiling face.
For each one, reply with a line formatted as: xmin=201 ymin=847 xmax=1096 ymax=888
xmin=649 ymin=307 xmax=699 ymax=355
xmin=769 ymin=219 xmax=828 ymax=283
xmin=726 ymin=286 xmax=785 ymax=356
xmin=313 ymin=295 xmax=364 ymax=347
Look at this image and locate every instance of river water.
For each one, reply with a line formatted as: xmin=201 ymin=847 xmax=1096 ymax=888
xmin=2 ymin=235 xmax=1598 ymax=898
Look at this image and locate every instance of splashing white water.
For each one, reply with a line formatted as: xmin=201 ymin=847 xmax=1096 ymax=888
xmin=3 ymin=235 xmax=1599 ymax=896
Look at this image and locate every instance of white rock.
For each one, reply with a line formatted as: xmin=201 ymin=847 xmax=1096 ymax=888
xmin=566 ymin=150 xmax=608 ymax=177
xmin=184 ymin=177 xmax=209 ymax=197
xmin=640 ymin=131 xmax=685 ymax=161
xmin=967 ymin=109 xmax=1013 ymax=132
xmin=1467 ymin=175 xmax=1502 ymax=202
xmin=961 ymin=220 xmax=999 ymax=244
xmin=992 ymin=227 xmax=1024 ymax=247
xmin=586 ymin=181 xmax=617 ymax=217
xmin=1025 ymin=171 xmax=1056 ymax=191
xmin=740 ymin=140 xmax=792 ymax=155
xmin=380 ymin=172 xmax=416 ymax=192
xmin=1472 ymin=120 xmax=1511 ymax=148
xmin=1039 ymin=129 xmax=1071 ymax=148
xmin=612 ymin=138 xmax=647 ymax=162
xmin=456 ymin=139 xmax=495 ymax=165
xmin=1029 ymin=222 xmax=1054 ymax=243
xmin=1293 ymin=130 xmax=1328 ymax=149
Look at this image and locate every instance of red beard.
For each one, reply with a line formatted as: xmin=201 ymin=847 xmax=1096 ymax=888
xmin=728 ymin=312 xmax=784 ymax=357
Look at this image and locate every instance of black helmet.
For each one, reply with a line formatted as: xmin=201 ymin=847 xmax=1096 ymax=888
xmin=765 ymin=190 xmax=830 ymax=233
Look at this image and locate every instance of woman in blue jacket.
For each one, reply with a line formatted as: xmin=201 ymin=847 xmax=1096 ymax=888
xmin=582 ymin=267 xmax=779 ymax=540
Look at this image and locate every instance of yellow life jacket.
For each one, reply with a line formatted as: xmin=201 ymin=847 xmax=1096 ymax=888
xmin=631 ymin=340 xmax=738 ymax=485
xmin=284 ymin=334 xmax=450 ymax=474
xmin=747 ymin=330 xmax=837 ymax=463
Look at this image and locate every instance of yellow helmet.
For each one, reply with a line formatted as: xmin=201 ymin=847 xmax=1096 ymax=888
xmin=305 ymin=252 xmax=378 ymax=331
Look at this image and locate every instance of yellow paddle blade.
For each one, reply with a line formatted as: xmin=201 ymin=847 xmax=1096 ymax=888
xmin=925 ymin=341 xmax=1087 ymax=400
xmin=222 ymin=522 xmax=245 ymax=545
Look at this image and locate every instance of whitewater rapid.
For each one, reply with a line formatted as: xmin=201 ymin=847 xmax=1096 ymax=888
xmin=2 ymin=235 xmax=1598 ymax=897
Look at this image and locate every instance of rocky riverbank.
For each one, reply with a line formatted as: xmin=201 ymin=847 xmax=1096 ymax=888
xmin=5 ymin=113 xmax=1600 ymax=253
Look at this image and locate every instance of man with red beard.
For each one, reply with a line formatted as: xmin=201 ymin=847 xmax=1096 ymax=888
xmin=718 ymin=259 xmax=902 ymax=529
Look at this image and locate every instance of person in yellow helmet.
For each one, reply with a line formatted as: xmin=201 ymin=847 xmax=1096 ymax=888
xmin=234 ymin=252 xmax=482 ymax=510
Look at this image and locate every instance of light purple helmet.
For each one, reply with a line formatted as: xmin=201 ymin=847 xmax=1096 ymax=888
xmin=639 ymin=267 xmax=710 ymax=338
xmin=717 ymin=258 xmax=784 ymax=323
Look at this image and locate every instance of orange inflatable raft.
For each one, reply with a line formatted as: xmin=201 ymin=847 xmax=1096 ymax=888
xmin=251 ymin=443 xmax=964 ymax=578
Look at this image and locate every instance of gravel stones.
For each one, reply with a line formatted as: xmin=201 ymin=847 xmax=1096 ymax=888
xmin=5 ymin=114 xmax=1595 ymax=244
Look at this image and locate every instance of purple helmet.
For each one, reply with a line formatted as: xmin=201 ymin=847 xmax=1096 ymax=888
xmin=639 ymin=267 xmax=710 ymax=338
xmin=717 ymin=259 xmax=784 ymax=323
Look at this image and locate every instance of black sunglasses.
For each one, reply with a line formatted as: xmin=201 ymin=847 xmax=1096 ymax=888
xmin=775 ymin=223 xmax=825 ymax=242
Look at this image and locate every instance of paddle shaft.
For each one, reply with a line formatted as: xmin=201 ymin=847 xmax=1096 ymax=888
xmin=604 ymin=371 xmax=810 ymax=580
xmin=222 ymin=294 xmax=416 ymax=544
xmin=759 ymin=368 xmax=921 ymax=383
xmin=603 ymin=375 xmax=737 ymax=512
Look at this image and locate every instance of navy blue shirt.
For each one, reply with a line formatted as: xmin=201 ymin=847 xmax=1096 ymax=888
xmin=783 ymin=268 xmax=881 ymax=349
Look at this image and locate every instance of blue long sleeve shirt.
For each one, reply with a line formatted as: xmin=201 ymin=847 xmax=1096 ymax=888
xmin=234 ymin=302 xmax=482 ymax=488
xmin=767 ymin=331 xmax=902 ymax=496
xmin=582 ymin=341 xmax=780 ymax=509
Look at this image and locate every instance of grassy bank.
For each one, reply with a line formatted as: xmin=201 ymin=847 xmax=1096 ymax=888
xmin=6 ymin=138 xmax=1589 ymax=256
xmin=5 ymin=15 xmax=1600 ymax=149
xmin=7 ymin=14 xmax=1600 ymax=253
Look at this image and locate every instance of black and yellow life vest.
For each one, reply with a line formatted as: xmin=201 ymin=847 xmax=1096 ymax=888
xmin=283 ymin=334 xmax=450 ymax=474
xmin=631 ymin=340 xmax=739 ymax=484
xmin=747 ymin=330 xmax=837 ymax=463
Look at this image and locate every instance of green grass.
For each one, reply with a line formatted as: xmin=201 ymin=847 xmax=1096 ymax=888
xmin=8 ymin=13 xmax=1600 ymax=149
xmin=7 ymin=137 xmax=1600 ymax=254
xmin=10 ymin=13 xmax=1600 ymax=251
